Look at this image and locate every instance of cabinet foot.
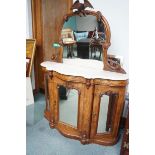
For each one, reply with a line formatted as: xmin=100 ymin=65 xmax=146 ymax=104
xmin=49 ymin=120 xmax=55 ymax=129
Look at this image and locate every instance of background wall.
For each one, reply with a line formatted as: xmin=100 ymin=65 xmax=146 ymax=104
xmin=26 ymin=0 xmax=32 ymax=38
xmin=26 ymin=0 xmax=35 ymax=90
xmin=63 ymin=15 xmax=98 ymax=31
xmin=76 ymin=15 xmax=98 ymax=31
xmin=73 ymin=0 xmax=129 ymax=72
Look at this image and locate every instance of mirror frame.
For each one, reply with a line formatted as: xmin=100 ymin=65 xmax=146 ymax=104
xmin=51 ymin=10 xmax=125 ymax=74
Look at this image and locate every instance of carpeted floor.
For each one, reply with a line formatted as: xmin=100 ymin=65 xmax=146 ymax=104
xmin=26 ymin=93 xmax=122 ymax=155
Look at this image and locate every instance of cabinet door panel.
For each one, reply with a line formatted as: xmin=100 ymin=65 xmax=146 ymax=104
xmin=97 ymin=94 xmax=110 ymax=133
xmin=49 ymin=76 xmax=85 ymax=139
xmin=90 ymin=85 xmax=125 ymax=145
xmin=59 ymin=87 xmax=79 ymax=127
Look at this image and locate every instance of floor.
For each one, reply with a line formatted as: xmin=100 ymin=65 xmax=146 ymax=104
xmin=26 ymin=93 xmax=123 ymax=155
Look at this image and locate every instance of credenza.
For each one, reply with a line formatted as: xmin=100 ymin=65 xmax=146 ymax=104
xmin=41 ymin=58 xmax=128 ymax=146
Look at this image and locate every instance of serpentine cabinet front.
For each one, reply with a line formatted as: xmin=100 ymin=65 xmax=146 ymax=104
xmin=44 ymin=70 xmax=127 ymax=146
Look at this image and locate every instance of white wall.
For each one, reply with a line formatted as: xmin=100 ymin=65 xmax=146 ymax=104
xmin=73 ymin=0 xmax=129 ymax=72
xmin=76 ymin=15 xmax=98 ymax=31
xmin=26 ymin=77 xmax=34 ymax=105
xmin=26 ymin=0 xmax=32 ymax=38
xmin=26 ymin=0 xmax=35 ymax=90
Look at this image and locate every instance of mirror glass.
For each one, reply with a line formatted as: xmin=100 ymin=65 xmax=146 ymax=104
xmin=59 ymin=86 xmax=78 ymax=127
xmin=97 ymin=93 xmax=118 ymax=133
xmin=61 ymin=15 xmax=105 ymax=60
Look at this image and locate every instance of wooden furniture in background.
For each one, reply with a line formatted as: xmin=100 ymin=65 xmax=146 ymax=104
xmin=90 ymin=43 xmax=102 ymax=60
xmin=76 ymin=38 xmax=90 ymax=59
xmin=64 ymin=42 xmax=76 ymax=58
xmin=61 ymin=28 xmax=76 ymax=58
xmin=26 ymin=39 xmax=36 ymax=77
xmin=31 ymin=0 xmax=73 ymax=90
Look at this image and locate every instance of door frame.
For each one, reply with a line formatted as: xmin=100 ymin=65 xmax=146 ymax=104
xmin=90 ymin=85 xmax=126 ymax=145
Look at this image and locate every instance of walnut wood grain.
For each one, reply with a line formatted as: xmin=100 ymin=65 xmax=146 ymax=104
xmin=31 ymin=0 xmax=44 ymax=90
xmin=31 ymin=0 xmax=73 ymax=89
xmin=90 ymin=85 xmax=126 ymax=145
xmin=44 ymin=70 xmax=127 ymax=146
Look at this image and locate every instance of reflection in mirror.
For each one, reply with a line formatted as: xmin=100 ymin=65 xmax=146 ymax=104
xmin=97 ymin=94 xmax=109 ymax=133
xmin=97 ymin=93 xmax=118 ymax=133
xmin=59 ymin=86 xmax=78 ymax=127
xmin=61 ymin=15 xmax=105 ymax=60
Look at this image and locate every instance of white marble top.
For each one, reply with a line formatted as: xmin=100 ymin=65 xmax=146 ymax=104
xmin=41 ymin=58 xmax=128 ymax=81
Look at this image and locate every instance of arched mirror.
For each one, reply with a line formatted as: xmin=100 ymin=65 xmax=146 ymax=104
xmin=51 ymin=6 xmax=125 ymax=73
xmin=61 ymin=14 xmax=106 ymax=60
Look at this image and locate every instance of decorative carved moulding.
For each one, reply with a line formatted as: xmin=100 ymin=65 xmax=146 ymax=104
xmin=55 ymin=2 xmax=126 ymax=74
xmin=71 ymin=0 xmax=94 ymax=16
xmin=104 ymin=58 xmax=126 ymax=74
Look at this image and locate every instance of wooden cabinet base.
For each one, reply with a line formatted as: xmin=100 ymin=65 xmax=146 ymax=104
xmin=44 ymin=71 xmax=128 ymax=146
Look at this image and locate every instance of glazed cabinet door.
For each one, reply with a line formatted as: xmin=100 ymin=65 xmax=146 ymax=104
xmin=90 ymin=84 xmax=126 ymax=145
xmin=48 ymin=73 xmax=93 ymax=143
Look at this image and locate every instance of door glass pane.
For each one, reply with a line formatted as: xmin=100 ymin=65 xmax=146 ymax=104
xmin=59 ymin=86 xmax=78 ymax=127
xmin=97 ymin=93 xmax=118 ymax=133
xmin=97 ymin=94 xmax=109 ymax=133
